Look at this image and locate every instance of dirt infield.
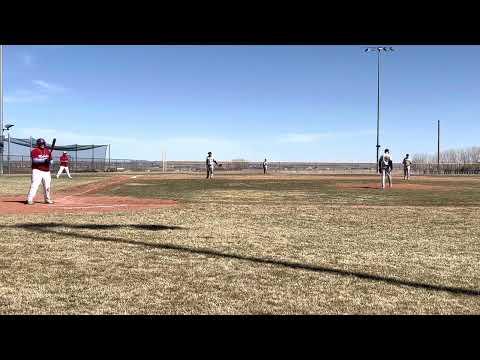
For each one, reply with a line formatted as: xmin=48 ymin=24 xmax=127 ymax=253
xmin=0 ymin=173 xmax=466 ymax=215
xmin=0 ymin=175 xmax=176 ymax=215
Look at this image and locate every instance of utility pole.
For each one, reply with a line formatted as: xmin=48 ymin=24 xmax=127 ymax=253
xmin=0 ymin=45 xmax=4 ymax=175
xmin=437 ymin=120 xmax=440 ymax=173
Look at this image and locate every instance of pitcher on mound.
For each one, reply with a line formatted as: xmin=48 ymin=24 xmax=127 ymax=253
xmin=26 ymin=138 xmax=54 ymax=204
xmin=378 ymin=148 xmax=393 ymax=189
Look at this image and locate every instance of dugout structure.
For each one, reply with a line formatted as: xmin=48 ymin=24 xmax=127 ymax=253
xmin=6 ymin=137 xmax=110 ymax=174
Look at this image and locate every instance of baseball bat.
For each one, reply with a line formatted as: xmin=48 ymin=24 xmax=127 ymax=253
xmin=49 ymin=138 xmax=56 ymax=160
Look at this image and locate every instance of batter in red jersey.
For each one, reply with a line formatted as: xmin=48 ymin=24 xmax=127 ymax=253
xmin=26 ymin=138 xmax=54 ymax=204
xmin=56 ymin=151 xmax=72 ymax=179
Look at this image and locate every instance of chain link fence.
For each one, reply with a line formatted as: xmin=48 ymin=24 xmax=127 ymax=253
xmin=3 ymin=156 xmax=480 ymax=175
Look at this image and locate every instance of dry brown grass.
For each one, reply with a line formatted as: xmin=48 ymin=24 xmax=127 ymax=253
xmin=0 ymin=175 xmax=112 ymax=196
xmin=0 ymin=173 xmax=479 ymax=314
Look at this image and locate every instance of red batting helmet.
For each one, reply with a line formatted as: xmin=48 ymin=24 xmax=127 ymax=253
xmin=36 ymin=138 xmax=46 ymax=146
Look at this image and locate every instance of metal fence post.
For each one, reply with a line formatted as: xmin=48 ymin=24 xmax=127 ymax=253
xmin=75 ymin=144 xmax=78 ymax=172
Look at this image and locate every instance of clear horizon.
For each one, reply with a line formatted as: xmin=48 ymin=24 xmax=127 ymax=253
xmin=3 ymin=45 xmax=480 ymax=162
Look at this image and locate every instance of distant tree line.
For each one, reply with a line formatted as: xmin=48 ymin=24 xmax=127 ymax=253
xmin=412 ymin=146 xmax=480 ymax=175
xmin=413 ymin=146 xmax=480 ymax=164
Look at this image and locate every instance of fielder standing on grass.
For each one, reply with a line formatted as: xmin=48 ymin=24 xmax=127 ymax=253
xmin=378 ymin=148 xmax=393 ymax=189
xmin=263 ymin=158 xmax=268 ymax=175
xmin=26 ymin=138 xmax=54 ymax=205
xmin=206 ymin=151 xmax=219 ymax=179
xmin=402 ymin=153 xmax=412 ymax=180
xmin=57 ymin=151 xmax=72 ymax=179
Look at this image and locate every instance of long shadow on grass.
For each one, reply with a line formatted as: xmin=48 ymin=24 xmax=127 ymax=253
xmin=13 ymin=223 xmax=480 ymax=298
xmin=14 ymin=223 xmax=185 ymax=231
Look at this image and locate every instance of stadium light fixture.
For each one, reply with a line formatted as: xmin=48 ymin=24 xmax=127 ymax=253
xmin=363 ymin=46 xmax=395 ymax=173
xmin=2 ymin=122 xmax=14 ymax=175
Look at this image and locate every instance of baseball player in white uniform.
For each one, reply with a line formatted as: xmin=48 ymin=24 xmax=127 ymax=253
xmin=26 ymin=138 xmax=53 ymax=204
xmin=402 ymin=154 xmax=412 ymax=180
xmin=378 ymin=148 xmax=393 ymax=189
xmin=206 ymin=151 xmax=218 ymax=179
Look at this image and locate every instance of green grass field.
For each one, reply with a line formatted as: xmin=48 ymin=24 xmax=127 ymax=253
xmin=0 ymin=173 xmax=479 ymax=314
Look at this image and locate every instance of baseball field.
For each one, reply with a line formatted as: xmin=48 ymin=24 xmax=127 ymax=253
xmin=0 ymin=172 xmax=479 ymax=314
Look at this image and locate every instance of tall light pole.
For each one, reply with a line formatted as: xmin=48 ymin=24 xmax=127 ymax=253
xmin=364 ymin=46 xmax=394 ymax=173
xmin=0 ymin=45 xmax=4 ymax=175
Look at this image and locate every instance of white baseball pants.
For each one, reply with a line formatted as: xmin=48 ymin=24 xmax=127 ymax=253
xmin=27 ymin=169 xmax=52 ymax=202
xmin=57 ymin=166 xmax=72 ymax=178
xmin=403 ymin=166 xmax=411 ymax=180
xmin=206 ymin=166 xmax=214 ymax=179
xmin=381 ymin=169 xmax=392 ymax=189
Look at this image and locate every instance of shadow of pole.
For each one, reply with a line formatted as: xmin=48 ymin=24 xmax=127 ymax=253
xmin=12 ymin=223 xmax=480 ymax=298
xmin=12 ymin=222 xmax=185 ymax=231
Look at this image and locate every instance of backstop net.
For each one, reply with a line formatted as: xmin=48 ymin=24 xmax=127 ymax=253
xmin=5 ymin=137 xmax=109 ymax=173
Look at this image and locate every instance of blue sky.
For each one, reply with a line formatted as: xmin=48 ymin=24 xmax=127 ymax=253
xmin=3 ymin=45 xmax=480 ymax=161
